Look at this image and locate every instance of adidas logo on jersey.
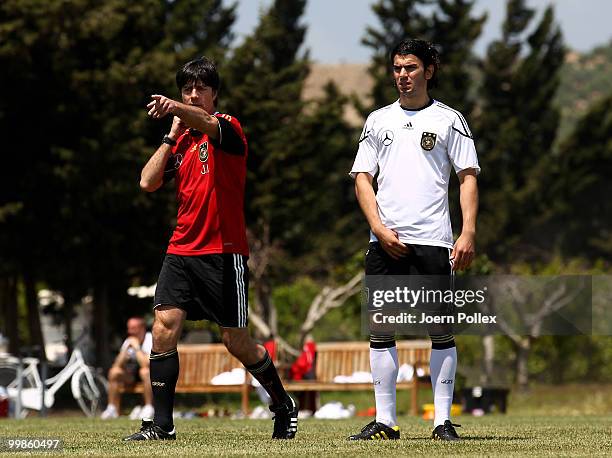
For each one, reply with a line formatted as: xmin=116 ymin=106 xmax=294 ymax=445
xmin=402 ymin=122 xmax=414 ymax=129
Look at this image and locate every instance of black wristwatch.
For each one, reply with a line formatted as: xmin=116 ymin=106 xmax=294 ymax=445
xmin=162 ymin=135 xmax=177 ymax=146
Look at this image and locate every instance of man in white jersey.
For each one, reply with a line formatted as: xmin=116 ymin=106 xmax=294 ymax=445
xmin=348 ymin=39 xmax=479 ymax=441
xmin=101 ymin=317 xmax=154 ymax=420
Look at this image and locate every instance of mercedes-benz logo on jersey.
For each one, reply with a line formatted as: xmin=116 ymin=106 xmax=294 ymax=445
xmin=421 ymin=132 xmax=437 ymax=151
xmin=172 ymin=153 xmax=183 ymax=169
xmin=198 ymin=141 xmax=209 ymax=162
xmin=382 ymin=130 xmax=394 ymax=146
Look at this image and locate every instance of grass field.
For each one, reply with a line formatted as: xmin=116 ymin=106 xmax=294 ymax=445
xmin=2 ymin=385 xmax=611 ymax=456
xmin=1 ymin=415 xmax=611 ymax=457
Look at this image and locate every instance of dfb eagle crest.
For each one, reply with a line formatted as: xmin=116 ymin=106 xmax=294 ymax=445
xmin=420 ymin=132 xmax=437 ymax=151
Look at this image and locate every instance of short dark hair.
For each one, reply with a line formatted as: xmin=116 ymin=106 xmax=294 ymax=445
xmin=176 ymin=56 xmax=220 ymax=103
xmin=390 ymin=39 xmax=440 ymax=89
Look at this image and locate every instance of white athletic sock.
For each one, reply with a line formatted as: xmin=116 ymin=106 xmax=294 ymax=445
xmin=370 ymin=346 xmax=398 ymax=427
xmin=430 ymin=346 xmax=457 ymax=427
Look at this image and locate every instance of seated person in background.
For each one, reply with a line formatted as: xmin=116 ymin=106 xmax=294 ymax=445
xmin=101 ymin=317 xmax=153 ymax=419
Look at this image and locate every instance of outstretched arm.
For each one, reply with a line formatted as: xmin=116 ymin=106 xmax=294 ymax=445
xmin=147 ymin=95 xmax=219 ymax=140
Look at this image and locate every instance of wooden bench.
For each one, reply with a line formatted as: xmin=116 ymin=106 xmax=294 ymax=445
xmin=120 ymin=344 xmax=250 ymax=412
xmin=121 ymin=340 xmax=431 ymax=415
xmin=284 ymin=341 xmax=431 ymax=415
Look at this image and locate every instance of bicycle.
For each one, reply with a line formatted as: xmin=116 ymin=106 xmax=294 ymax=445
xmin=0 ymin=347 xmax=108 ymax=418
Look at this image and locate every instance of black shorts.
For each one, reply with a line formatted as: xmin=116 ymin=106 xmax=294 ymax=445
xmin=365 ymin=242 xmax=452 ymax=276
xmin=365 ymin=242 xmax=454 ymax=335
xmin=154 ymin=253 xmax=249 ymax=327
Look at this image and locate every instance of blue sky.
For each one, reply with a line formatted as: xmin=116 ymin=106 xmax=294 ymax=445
xmin=232 ymin=0 xmax=612 ymax=63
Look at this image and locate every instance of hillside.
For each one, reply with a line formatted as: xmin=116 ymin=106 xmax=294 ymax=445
xmin=555 ymin=41 xmax=612 ymax=144
xmin=304 ymin=42 xmax=612 ymax=138
xmin=303 ymin=63 xmax=371 ymax=126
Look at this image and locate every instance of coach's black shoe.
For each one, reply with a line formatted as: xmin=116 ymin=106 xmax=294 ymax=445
xmin=123 ymin=419 xmax=176 ymax=441
xmin=347 ymin=420 xmax=400 ymax=440
xmin=431 ymin=420 xmax=461 ymax=441
xmin=270 ymin=395 xmax=299 ymax=439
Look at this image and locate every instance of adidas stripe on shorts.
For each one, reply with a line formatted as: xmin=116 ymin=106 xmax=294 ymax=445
xmin=154 ymin=253 xmax=249 ymax=327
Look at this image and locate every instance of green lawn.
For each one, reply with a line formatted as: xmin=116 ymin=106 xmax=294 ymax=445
xmin=1 ymin=415 xmax=611 ymax=457
xmin=2 ymin=384 xmax=612 ymax=456
xmin=170 ymin=383 xmax=612 ymax=417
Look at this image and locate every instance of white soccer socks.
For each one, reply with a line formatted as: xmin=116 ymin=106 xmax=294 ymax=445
xmin=430 ymin=346 xmax=457 ymax=427
xmin=370 ymin=345 xmax=399 ymax=427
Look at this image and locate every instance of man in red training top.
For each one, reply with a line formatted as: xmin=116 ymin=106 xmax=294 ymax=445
xmin=124 ymin=57 xmax=297 ymax=441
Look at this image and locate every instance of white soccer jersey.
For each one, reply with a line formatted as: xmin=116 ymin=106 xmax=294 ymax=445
xmin=350 ymin=99 xmax=480 ymax=249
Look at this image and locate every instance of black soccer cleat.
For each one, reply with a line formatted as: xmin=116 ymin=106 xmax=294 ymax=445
xmin=431 ymin=420 xmax=461 ymax=441
xmin=123 ymin=419 xmax=176 ymax=441
xmin=270 ymin=395 xmax=299 ymax=439
xmin=347 ymin=420 xmax=400 ymax=440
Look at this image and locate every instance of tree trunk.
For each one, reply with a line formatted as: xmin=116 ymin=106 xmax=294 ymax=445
xmin=0 ymin=276 xmax=20 ymax=354
xmin=247 ymin=222 xmax=278 ymax=340
xmin=250 ymin=277 xmax=272 ymax=340
xmin=93 ymin=284 xmax=110 ymax=368
xmin=23 ymin=272 xmax=46 ymax=361
xmin=516 ymin=337 xmax=531 ymax=391
xmin=254 ymin=278 xmax=274 ymax=338
xmin=63 ymin=292 xmax=74 ymax=357
xmin=269 ymin=296 xmax=278 ymax=337
xmin=298 ymin=273 xmax=362 ymax=346
xmin=481 ymin=335 xmax=495 ymax=385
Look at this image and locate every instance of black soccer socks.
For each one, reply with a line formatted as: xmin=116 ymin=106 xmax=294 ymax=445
xmin=246 ymin=351 xmax=289 ymax=406
xmin=149 ymin=349 xmax=179 ymax=432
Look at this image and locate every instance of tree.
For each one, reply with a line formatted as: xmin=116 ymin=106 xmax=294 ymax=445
xmin=298 ymin=272 xmax=362 ymax=346
xmin=280 ymin=82 xmax=364 ymax=276
xmin=429 ymin=0 xmax=486 ymax=116
xmin=0 ymin=0 xmax=236 ymax=364
xmin=482 ymin=274 xmax=589 ymax=389
xmin=224 ymin=1 xmax=361 ymax=344
xmin=223 ymin=0 xmax=310 ymax=339
xmin=361 ymin=0 xmax=485 ymax=114
xmin=428 ymin=0 xmax=486 ymax=230
xmin=361 ymin=0 xmax=432 ymax=111
xmin=551 ymin=94 xmax=612 ymax=260
xmin=475 ymin=0 xmax=565 ymax=262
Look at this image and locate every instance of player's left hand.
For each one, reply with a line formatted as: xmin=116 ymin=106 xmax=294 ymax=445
xmin=147 ymin=94 xmax=176 ymax=119
xmin=451 ymin=231 xmax=475 ymax=271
